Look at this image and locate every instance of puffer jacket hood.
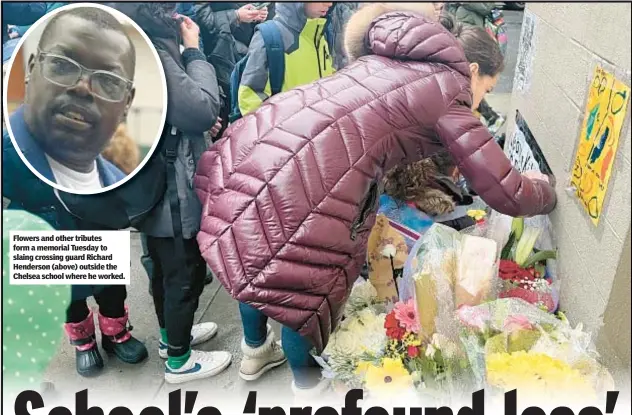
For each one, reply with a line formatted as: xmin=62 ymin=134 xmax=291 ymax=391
xmin=195 ymin=10 xmax=556 ymax=352
xmin=344 ymin=2 xmax=438 ymax=63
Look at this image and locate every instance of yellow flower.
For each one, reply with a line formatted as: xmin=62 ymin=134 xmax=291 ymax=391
xmin=486 ymin=351 xmax=595 ymax=401
xmin=467 ymin=209 xmax=486 ymax=221
xmin=356 ymin=361 xmax=372 ymax=376
xmin=364 ymin=358 xmax=413 ymax=397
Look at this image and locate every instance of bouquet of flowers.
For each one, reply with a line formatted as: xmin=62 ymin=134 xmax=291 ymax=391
xmin=400 ymin=224 xmax=498 ymax=342
xmin=355 ymin=299 xmax=472 ymax=400
xmin=496 ymin=217 xmax=558 ymax=312
xmin=457 ymin=298 xmax=614 ymax=403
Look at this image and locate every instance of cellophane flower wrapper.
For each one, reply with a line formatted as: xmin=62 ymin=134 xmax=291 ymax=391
xmin=456 ymin=298 xmax=614 ymax=395
xmin=315 ymin=279 xmax=388 ymax=389
xmin=484 ymin=211 xmax=561 ymax=312
xmin=400 ymin=224 xmax=498 ymax=344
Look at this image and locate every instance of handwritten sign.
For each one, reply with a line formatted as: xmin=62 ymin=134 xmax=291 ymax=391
xmin=506 ymin=110 xmax=553 ymax=175
xmin=571 ymin=66 xmax=630 ymax=226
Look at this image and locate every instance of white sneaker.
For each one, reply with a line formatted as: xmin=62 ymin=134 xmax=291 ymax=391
xmin=239 ymin=325 xmax=287 ymax=381
xmin=164 ymin=349 xmax=232 ymax=384
xmin=159 ymin=322 xmax=218 ymax=359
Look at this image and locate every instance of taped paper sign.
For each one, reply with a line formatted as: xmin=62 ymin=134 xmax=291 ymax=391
xmin=514 ymin=10 xmax=537 ymax=94
xmin=571 ymin=66 xmax=630 ymax=226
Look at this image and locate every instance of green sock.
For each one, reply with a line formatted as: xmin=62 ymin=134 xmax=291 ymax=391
xmin=160 ymin=328 xmax=168 ymax=344
xmin=168 ymin=349 xmax=191 ymax=370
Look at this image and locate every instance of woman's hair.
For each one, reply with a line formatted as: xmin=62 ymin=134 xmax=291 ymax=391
xmin=439 ymin=13 xmax=505 ymax=77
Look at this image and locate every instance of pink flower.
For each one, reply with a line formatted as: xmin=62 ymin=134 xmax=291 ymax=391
xmin=394 ymin=300 xmax=420 ymax=334
xmin=457 ymin=305 xmax=490 ymax=332
xmin=503 ymin=315 xmax=534 ymax=333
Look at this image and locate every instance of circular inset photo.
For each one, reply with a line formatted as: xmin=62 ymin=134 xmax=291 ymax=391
xmin=2 ymin=2 xmax=167 ymax=195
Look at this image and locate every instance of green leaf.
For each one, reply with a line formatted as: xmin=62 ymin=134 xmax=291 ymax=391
xmin=511 ymin=217 xmax=525 ymax=241
xmin=501 ymin=231 xmax=516 ymax=260
xmin=515 ymin=227 xmax=541 ymax=267
xmin=522 ymin=249 xmax=557 ymax=269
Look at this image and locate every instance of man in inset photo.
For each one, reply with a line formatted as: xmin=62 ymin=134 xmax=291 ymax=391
xmin=2 ymin=6 xmax=148 ymax=378
xmin=3 ymin=6 xmax=136 ymax=193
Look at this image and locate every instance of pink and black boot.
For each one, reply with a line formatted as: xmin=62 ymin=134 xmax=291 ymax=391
xmin=98 ymin=308 xmax=148 ymax=364
xmin=64 ymin=310 xmax=104 ymax=377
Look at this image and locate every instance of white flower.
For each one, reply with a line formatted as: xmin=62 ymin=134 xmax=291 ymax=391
xmin=350 ymin=280 xmax=378 ymax=304
xmin=431 ymin=333 xmax=459 ymax=359
xmin=425 ymin=344 xmax=436 ymax=359
xmin=381 ymin=244 xmax=397 ymax=258
xmin=326 ymin=329 xmax=363 ymax=356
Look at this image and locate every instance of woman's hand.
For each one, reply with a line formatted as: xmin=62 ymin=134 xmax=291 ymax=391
xmin=209 ymin=117 xmax=223 ymax=138
xmin=237 ymin=4 xmax=263 ymax=23
xmin=179 ymin=15 xmax=200 ymax=49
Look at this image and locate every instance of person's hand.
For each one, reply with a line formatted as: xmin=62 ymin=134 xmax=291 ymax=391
xmin=237 ymin=4 xmax=262 ymax=23
xmin=256 ymin=6 xmax=269 ymax=22
xmin=7 ymin=25 xmax=18 ymax=39
xmin=523 ymin=170 xmax=550 ymax=184
xmin=178 ymin=15 xmax=200 ymax=49
xmin=209 ymin=117 xmax=223 ymax=138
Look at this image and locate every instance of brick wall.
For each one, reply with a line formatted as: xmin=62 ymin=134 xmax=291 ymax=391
xmin=505 ymin=3 xmax=631 ymax=370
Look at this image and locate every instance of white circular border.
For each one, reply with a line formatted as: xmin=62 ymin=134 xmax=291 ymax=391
xmin=2 ymin=2 xmax=169 ymax=196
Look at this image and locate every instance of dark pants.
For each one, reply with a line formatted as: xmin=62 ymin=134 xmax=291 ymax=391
xmin=239 ymin=303 xmax=321 ymax=388
xmin=146 ymin=236 xmax=207 ymax=358
xmin=66 ymin=285 xmax=127 ymax=323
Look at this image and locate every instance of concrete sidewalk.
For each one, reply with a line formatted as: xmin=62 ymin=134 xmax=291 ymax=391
xmin=42 ymin=231 xmax=294 ymax=408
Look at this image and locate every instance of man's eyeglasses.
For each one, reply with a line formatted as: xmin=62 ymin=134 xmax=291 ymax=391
xmin=37 ymin=50 xmax=133 ymax=102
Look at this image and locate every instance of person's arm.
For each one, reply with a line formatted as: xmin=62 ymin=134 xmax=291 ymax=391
xmin=434 ymin=101 xmax=556 ymax=217
xmin=237 ymin=31 xmax=272 ymax=115
xmin=195 ymin=4 xmax=240 ymax=34
xmin=160 ymin=49 xmax=220 ymax=135
xmin=460 ymin=2 xmax=496 ymax=17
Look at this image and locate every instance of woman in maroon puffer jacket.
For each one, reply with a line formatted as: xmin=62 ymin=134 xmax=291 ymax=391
xmin=194 ymin=3 xmax=556 ymax=393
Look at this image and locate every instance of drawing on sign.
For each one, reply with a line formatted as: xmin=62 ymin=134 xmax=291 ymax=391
xmin=571 ymin=66 xmax=630 ymax=226
xmin=514 ymin=10 xmax=537 ymax=94
xmin=506 ymin=110 xmax=553 ymax=175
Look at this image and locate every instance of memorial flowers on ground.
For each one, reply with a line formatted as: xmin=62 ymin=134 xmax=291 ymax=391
xmin=497 ymin=217 xmax=558 ymax=312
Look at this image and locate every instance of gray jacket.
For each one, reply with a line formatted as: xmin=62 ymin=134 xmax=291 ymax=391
xmin=140 ymin=45 xmax=220 ymax=239
xmin=328 ymin=2 xmax=362 ymax=69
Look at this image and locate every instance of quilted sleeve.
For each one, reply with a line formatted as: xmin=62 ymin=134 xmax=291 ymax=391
xmin=435 ymin=101 xmax=557 ymax=217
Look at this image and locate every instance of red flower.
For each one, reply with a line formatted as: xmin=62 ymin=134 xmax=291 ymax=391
xmin=385 ymin=312 xmax=406 ymax=340
xmin=499 ymin=259 xmax=538 ymax=282
xmin=407 ymin=346 xmax=419 ymax=358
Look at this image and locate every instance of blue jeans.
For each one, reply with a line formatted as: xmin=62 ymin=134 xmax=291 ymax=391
xmin=239 ymin=303 xmax=321 ymax=388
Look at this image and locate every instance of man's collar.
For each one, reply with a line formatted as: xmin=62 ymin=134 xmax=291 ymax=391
xmin=8 ymin=105 xmax=124 ymax=187
xmin=9 ymin=106 xmax=56 ymax=182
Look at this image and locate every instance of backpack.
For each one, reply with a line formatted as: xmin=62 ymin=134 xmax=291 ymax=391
xmin=485 ymin=9 xmax=508 ymax=57
xmin=228 ymin=21 xmax=285 ymax=123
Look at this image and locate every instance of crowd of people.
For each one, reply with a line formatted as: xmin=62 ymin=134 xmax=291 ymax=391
xmin=2 ymin=2 xmax=556 ymax=397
